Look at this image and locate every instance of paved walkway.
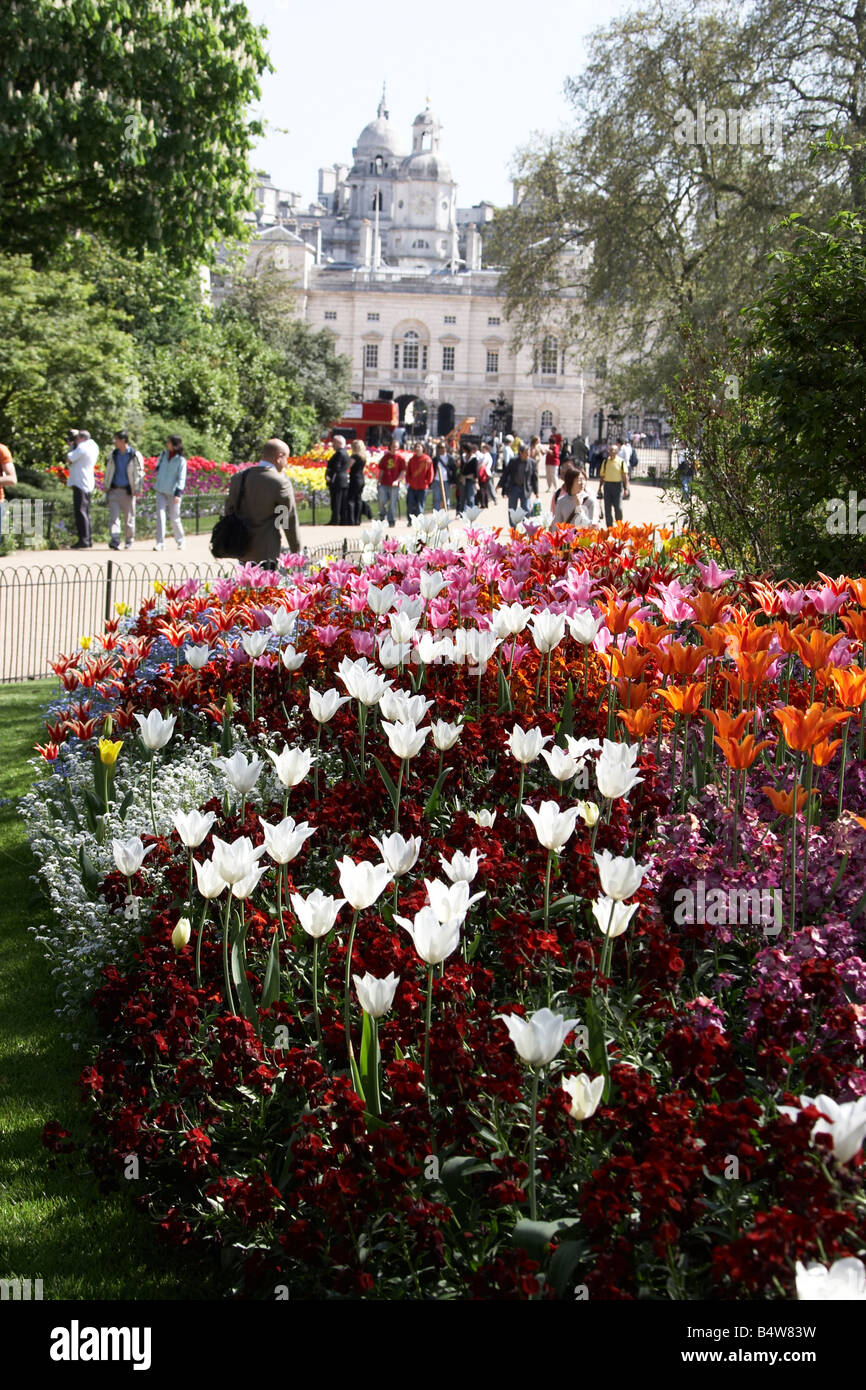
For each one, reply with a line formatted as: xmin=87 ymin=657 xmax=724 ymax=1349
xmin=1 ymin=481 xmax=680 ymax=575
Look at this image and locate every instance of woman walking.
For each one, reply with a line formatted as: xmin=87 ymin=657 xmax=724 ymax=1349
xmin=347 ymin=440 xmax=368 ymax=526
xmin=154 ymin=434 xmax=187 ymax=551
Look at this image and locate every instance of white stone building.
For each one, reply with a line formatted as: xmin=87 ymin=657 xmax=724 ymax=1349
xmin=238 ymin=93 xmax=603 ymax=443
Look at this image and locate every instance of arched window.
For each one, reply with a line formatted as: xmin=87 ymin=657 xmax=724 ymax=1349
xmin=540 ymin=336 xmax=558 ymax=376
xmin=402 ymin=330 xmax=419 ymax=370
xmin=540 ymin=410 xmax=553 ymax=431
xmin=411 ymin=239 xmax=429 ymax=249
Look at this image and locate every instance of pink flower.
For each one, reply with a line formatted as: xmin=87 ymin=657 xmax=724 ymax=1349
xmin=316 ymin=624 xmax=342 ymax=647
xmin=350 ymin=630 xmax=376 ymax=656
xmin=695 ymin=558 xmax=736 ymax=589
xmin=499 ymin=577 xmax=524 ymax=602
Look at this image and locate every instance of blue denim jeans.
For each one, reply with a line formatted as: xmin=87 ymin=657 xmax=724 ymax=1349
xmin=407 ymin=487 xmax=427 ymax=519
xmin=377 ymin=483 xmax=400 ymax=526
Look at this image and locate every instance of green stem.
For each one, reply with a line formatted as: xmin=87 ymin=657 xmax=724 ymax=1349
xmin=516 ymin=764 xmax=525 ymax=817
xmin=394 ymin=758 xmax=405 ymax=832
xmin=424 ymin=963 xmax=434 ymax=1104
xmin=148 ymin=755 xmax=158 ymax=838
xmin=528 ymin=1068 xmax=540 ymax=1222
xmin=543 ymin=848 xmax=553 ymax=1005
xmin=221 ymin=893 xmax=234 ymax=1013
xmin=250 ymin=663 xmax=255 ymax=723
xmin=343 ymin=909 xmax=360 ymax=1065
xmin=313 ymin=937 xmax=323 ymax=1060
xmin=194 ymin=897 xmax=209 ymax=989
xmin=370 ymin=1017 xmax=382 ymax=1117
xmin=837 ymin=721 xmax=850 ymax=821
xmin=314 ymin=723 xmax=322 ymax=801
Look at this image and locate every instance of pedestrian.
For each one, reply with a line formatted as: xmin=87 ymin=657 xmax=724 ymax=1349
xmin=629 ymin=440 xmax=639 ymax=475
xmin=65 ymin=428 xmax=98 ymax=549
xmin=499 ymin=443 xmax=533 ymax=515
xmin=0 ymin=444 xmax=16 ymax=542
xmin=543 ymin=431 xmax=560 ymax=491
xmin=572 ymin=435 xmax=590 ymax=466
xmin=326 ymin=434 xmax=351 ymax=526
xmin=477 ymin=441 xmax=493 ymax=508
xmin=553 ymin=465 xmax=598 ymax=526
xmin=103 ymin=430 xmax=145 ymax=551
xmin=222 ymin=437 xmax=300 ymax=569
xmin=346 ymin=439 xmax=367 ymax=526
xmin=376 ymin=442 xmax=404 ymax=527
xmin=391 ymin=423 xmax=407 ymax=449
xmin=499 ymin=433 xmax=515 ymax=478
xmin=598 ymin=443 xmax=630 ymax=526
xmin=153 ymin=435 xmax=187 ymax=551
xmin=457 ymin=446 xmax=478 ymax=514
xmin=588 ymin=439 xmax=604 ymax=479
xmin=432 ymin=441 xmax=451 ymax=512
xmin=529 ymin=435 xmax=545 ymax=502
xmin=404 ymin=440 xmax=434 ymax=522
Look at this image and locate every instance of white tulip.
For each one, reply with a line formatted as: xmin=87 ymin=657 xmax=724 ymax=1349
xmin=378 ymin=635 xmax=412 ymax=669
xmin=424 ymin=877 xmax=484 ymax=925
xmin=439 ymin=848 xmax=484 ymax=884
xmin=171 ymin=916 xmax=192 ymax=951
xmin=464 ymin=629 xmax=501 ymax=670
xmin=184 ymin=644 xmax=210 ymax=670
xmin=492 ymin=602 xmax=534 ymax=638
xmin=134 ymin=709 xmax=176 ymax=751
xmin=259 ymin=815 xmax=316 ymax=865
xmin=540 ymin=745 xmax=578 ymax=782
xmin=596 ymin=760 xmax=644 ymax=801
xmin=522 ymin=800 xmax=581 ymax=852
xmin=591 ymin=896 xmax=639 ymax=938
xmin=778 ymin=1094 xmax=866 ymax=1165
xmin=112 ymin=836 xmax=153 ymax=876
xmin=396 ymin=906 xmax=462 ymax=965
xmin=382 ymin=718 xmax=429 ymax=760
xmin=565 ymin=735 xmax=602 ymax=761
xmin=508 ymin=504 xmax=528 ymax=527
xmin=290 ymin=888 xmax=346 ymax=939
xmin=419 ymin=571 xmax=448 ymax=600
xmin=567 ymin=611 xmax=601 ymax=645
xmin=211 ymin=834 xmax=267 ymax=886
xmin=215 ymin=749 xmax=264 ymax=796
xmin=367 ymin=582 xmax=397 ymax=616
xmin=242 ymin=630 xmax=270 ymax=660
xmin=309 ymin=687 xmax=350 ymax=724
xmin=269 ymin=608 xmax=296 ymax=638
xmin=594 ymin=850 xmax=646 ymax=902
xmin=431 ymin=719 xmax=462 ymax=751
xmin=353 ymin=971 xmax=400 ymax=1018
xmin=576 ymin=800 xmax=601 ymax=827
xmin=231 ymin=865 xmax=267 ymax=899
xmin=337 ymin=856 xmax=393 ymax=911
xmin=507 ymin=724 xmax=550 ymax=765
xmin=529 ymin=611 xmax=567 ymax=654
xmin=280 ymin=645 xmax=306 ymax=672
xmin=337 ymin=655 xmax=391 ymax=707
xmin=498 ymin=1007 xmax=582 ymax=1068
xmin=194 ymin=856 xmax=226 ymax=899
xmin=173 ymin=809 xmax=217 ymax=849
xmin=267 ymin=743 xmax=312 ymax=789
xmin=795 ymin=1258 xmax=866 ymax=1301
xmin=370 ymin=833 xmax=421 ymax=877
xmin=379 ymin=689 xmax=432 ymax=725
xmin=469 ymin=808 xmax=497 ymax=827
xmin=562 ymin=1073 xmax=605 ymax=1120
xmin=394 ymin=595 xmax=424 ymax=623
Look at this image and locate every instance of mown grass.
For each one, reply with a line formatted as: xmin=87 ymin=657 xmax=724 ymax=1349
xmin=0 ymin=679 xmax=217 ymax=1298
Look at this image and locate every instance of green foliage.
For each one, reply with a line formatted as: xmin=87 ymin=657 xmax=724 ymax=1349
xmin=0 ymin=0 xmax=269 ymax=269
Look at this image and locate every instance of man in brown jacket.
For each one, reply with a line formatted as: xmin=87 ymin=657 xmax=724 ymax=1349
xmin=225 ymin=437 xmax=301 ymax=567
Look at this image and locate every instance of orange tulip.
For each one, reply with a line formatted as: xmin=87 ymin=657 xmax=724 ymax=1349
xmin=790 ymin=625 xmax=844 ymax=672
xmin=631 ymin=619 xmax=673 ymax=648
xmin=617 ymin=706 xmax=662 ymax=738
xmin=773 ymin=702 xmax=851 ymax=753
xmin=762 ymin=784 xmax=810 ymax=816
xmin=840 ymin=610 xmax=866 ymax=643
xmin=599 ymin=589 xmax=644 ymax=636
xmin=659 ymin=681 xmax=707 ymax=716
xmin=694 ymin=623 xmax=729 ymax=658
xmin=614 ymin=678 xmax=650 ymax=710
xmin=706 ymin=708 xmax=752 ymax=740
xmin=829 ymin=667 xmax=866 ymax=708
xmin=714 ymin=734 xmax=774 ymax=769
xmin=651 ymin=641 xmax=709 ymax=678
xmin=719 ymin=619 xmax=775 ymax=658
xmin=850 ymin=813 xmax=866 ymax=831
xmin=847 ymin=578 xmax=866 ymax=607
xmin=735 ymin=649 xmax=778 ymax=689
xmin=608 ymin=645 xmax=654 ymax=681
xmin=810 ymin=737 xmax=843 ymax=767
xmin=686 ymin=590 xmax=732 ymax=626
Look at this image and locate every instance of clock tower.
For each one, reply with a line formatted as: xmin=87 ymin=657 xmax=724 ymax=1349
xmin=387 ymin=105 xmax=457 ymax=271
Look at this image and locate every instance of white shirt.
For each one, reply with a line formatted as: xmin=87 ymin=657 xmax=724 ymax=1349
xmin=66 ymin=439 xmax=99 ymax=492
xmin=618 ymin=444 xmax=630 ymax=463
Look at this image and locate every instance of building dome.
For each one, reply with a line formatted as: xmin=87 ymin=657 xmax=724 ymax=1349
xmin=404 ymin=150 xmax=452 ymax=181
xmin=355 ymin=117 xmax=404 ymax=157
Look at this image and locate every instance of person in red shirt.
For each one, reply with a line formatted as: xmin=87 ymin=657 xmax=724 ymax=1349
xmin=404 ymin=441 xmax=434 ymax=523
xmin=376 ymin=447 xmax=404 ymax=528
xmin=545 ymin=427 xmax=562 ymax=491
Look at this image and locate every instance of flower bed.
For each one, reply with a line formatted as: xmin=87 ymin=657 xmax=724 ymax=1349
xmin=26 ymin=520 xmax=866 ymax=1301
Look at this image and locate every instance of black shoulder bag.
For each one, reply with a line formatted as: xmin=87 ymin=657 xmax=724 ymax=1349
xmin=210 ymin=469 xmax=251 ymax=559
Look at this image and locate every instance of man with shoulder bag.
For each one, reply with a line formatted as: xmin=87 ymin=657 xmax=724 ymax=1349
xmin=213 ymin=437 xmax=300 ymax=570
xmin=103 ymin=429 xmax=145 ymax=550
xmin=598 ymin=442 xmax=630 ymax=527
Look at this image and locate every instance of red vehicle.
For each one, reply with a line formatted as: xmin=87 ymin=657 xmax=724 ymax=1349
xmin=326 ymin=399 xmax=399 ymax=448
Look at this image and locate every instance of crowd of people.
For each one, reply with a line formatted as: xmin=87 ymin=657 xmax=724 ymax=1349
xmin=326 ymin=428 xmax=636 ymax=530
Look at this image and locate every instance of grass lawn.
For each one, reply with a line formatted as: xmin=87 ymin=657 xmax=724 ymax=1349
xmin=0 ymin=679 xmax=217 ymax=1299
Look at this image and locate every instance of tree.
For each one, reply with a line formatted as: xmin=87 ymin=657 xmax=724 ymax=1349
xmin=0 ymin=255 xmax=138 ymax=467
xmin=487 ymin=0 xmax=838 ymax=404
xmin=0 ymin=0 xmax=269 ymax=269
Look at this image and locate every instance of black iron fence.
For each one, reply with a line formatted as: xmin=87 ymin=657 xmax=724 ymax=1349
xmin=0 ymin=547 xmax=364 ymax=683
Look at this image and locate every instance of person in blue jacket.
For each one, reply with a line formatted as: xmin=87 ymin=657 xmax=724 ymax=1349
xmin=154 ymin=434 xmax=187 ymax=551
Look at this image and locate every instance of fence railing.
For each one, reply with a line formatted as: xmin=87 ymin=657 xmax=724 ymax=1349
xmin=0 ymin=549 xmax=368 ymax=684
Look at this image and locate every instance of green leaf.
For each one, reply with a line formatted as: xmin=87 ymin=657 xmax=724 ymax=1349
xmin=349 ymin=1052 xmax=366 ymax=1105
xmin=260 ymin=931 xmax=281 ymax=1011
xmin=548 ymin=1240 xmax=585 ymax=1298
xmin=512 ymin=1218 xmax=580 ymax=1258
xmin=359 ymin=1009 xmax=379 ymax=1100
xmin=556 ymin=679 xmax=575 ymax=743
xmin=423 ymin=764 xmax=452 ymax=819
xmin=80 ymin=844 xmax=102 ymax=894
xmin=528 ymin=894 xmax=581 ymax=921
xmin=117 ymin=787 xmax=135 ymax=821
xmin=372 ymin=756 xmax=399 ymax=811
xmin=439 ymin=1155 xmax=497 ymax=1198
xmin=230 ymin=941 xmax=257 ymax=1026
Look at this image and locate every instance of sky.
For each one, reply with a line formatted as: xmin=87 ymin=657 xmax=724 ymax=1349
xmin=244 ymin=0 xmax=632 ymax=208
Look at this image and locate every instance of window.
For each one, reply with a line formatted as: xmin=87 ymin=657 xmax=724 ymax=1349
xmin=541 ymin=410 xmax=553 ymax=431
xmin=442 ymin=345 xmax=455 ymax=371
xmin=371 ymin=191 xmax=383 ymax=211
xmin=324 ymin=310 xmax=337 ymax=321
xmin=540 ymin=336 xmax=558 ymax=375
xmin=422 ymin=345 xmax=428 ymax=370
xmin=367 ymin=312 xmax=380 ymax=322
xmin=364 ymin=344 xmax=378 ymax=369
xmin=412 ymin=239 xmax=429 ymax=249
xmin=444 ymin=315 xmax=456 ymax=324
xmin=393 ymin=343 xmax=400 ymax=370
xmin=403 ymin=331 xmax=419 ymax=370
xmin=486 ymin=350 xmax=499 ymax=374
xmin=488 ymin=316 xmax=501 ymax=326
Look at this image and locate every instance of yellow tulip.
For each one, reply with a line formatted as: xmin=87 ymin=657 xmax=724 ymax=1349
xmin=80 ymin=635 xmax=92 ymax=650
xmin=153 ymin=580 xmax=165 ymax=595
xmin=98 ymin=738 xmax=123 ymax=766
xmin=115 ymin=601 xmax=131 ymax=616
